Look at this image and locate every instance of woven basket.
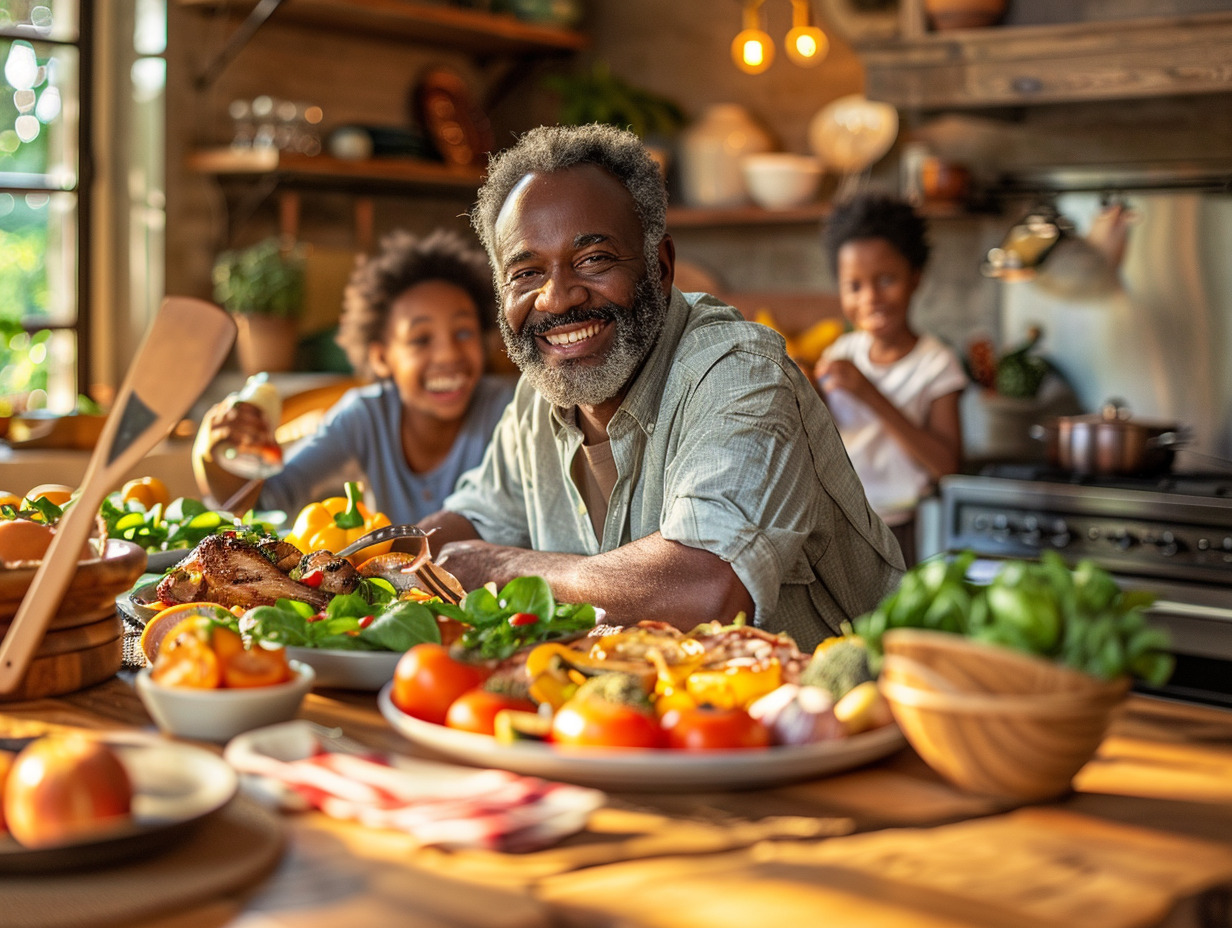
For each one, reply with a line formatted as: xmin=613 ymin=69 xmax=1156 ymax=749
xmin=878 ymin=629 xmax=1130 ymax=801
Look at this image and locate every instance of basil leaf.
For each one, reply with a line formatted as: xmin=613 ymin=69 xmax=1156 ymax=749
xmin=499 ymin=575 xmax=554 ymax=621
xmin=360 ymin=601 xmax=441 ymax=651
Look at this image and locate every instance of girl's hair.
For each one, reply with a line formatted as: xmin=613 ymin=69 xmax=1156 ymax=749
xmin=823 ymin=192 xmax=930 ymax=276
xmin=470 ymin=123 xmax=667 ymax=284
xmin=336 ymin=228 xmax=495 ymax=377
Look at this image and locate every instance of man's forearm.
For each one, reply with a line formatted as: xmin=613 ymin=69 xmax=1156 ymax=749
xmin=434 ymin=532 xmax=754 ymax=632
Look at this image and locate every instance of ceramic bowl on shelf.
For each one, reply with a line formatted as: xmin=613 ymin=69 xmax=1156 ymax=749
xmin=741 ymin=153 xmax=824 ymax=210
xmin=136 ymin=661 xmax=315 ymax=743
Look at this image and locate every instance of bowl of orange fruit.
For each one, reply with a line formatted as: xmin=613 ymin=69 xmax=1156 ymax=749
xmin=135 ymin=603 xmax=314 ymax=742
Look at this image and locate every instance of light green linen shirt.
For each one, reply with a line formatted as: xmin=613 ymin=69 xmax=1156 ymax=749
xmin=444 ymin=289 xmax=905 ymax=649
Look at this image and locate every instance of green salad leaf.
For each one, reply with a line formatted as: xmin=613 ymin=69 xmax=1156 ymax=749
xmin=240 ymin=589 xmax=440 ymax=652
xmin=99 ymin=494 xmax=282 ymax=558
xmin=448 ymin=575 xmax=597 ymax=661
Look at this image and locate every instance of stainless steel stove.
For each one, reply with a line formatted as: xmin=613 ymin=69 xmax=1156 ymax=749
xmin=938 ymin=467 xmax=1232 ymax=709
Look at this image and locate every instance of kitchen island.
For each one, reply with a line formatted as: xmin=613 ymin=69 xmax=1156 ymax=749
xmin=3 ymin=679 xmax=1231 ymax=928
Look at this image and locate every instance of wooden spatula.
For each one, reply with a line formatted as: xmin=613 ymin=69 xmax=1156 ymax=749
xmin=0 ymin=296 xmax=236 ymax=693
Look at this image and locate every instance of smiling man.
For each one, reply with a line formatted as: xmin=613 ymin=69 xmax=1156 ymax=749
xmin=419 ymin=123 xmax=903 ymax=649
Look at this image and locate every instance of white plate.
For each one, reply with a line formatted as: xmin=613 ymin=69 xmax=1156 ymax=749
xmin=0 ymin=731 xmax=238 ymax=872
xmin=378 ymin=684 xmax=906 ymax=791
xmin=286 ymin=646 xmax=401 ymax=691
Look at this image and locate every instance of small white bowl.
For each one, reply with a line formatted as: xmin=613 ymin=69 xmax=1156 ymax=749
xmin=741 ymin=153 xmax=823 ymax=210
xmin=136 ymin=661 xmax=315 ymax=743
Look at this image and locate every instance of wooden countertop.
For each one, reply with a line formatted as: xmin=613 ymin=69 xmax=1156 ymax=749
xmin=3 ymin=679 xmax=1232 ymax=928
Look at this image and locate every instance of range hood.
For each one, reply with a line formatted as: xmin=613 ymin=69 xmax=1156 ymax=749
xmin=856 ymin=11 xmax=1232 ymax=110
xmin=995 ymin=160 xmax=1232 ymax=196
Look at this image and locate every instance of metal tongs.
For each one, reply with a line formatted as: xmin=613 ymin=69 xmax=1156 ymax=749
xmin=336 ymin=524 xmax=464 ymax=605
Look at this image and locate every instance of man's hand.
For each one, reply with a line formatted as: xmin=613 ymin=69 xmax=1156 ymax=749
xmin=433 ymin=531 xmax=754 ymax=633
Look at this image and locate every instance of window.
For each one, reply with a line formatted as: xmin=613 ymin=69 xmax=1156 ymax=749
xmin=0 ymin=0 xmax=88 ymax=414
xmin=0 ymin=1 xmax=166 ymax=416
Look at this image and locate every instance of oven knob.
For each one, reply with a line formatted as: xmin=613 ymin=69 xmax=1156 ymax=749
xmin=1198 ymin=538 xmax=1210 ymax=551
xmin=1152 ymin=531 xmax=1183 ymax=557
xmin=1020 ymin=528 xmax=1042 ymax=548
xmin=1050 ymin=530 xmax=1072 ymax=548
xmin=1112 ymin=530 xmax=1138 ymax=550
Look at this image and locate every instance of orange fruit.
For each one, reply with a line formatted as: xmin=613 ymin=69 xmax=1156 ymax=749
xmin=0 ymin=519 xmax=56 ymax=563
xmin=24 ymin=484 xmax=75 ymax=507
xmin=119 ymin=476 xmax=170 ymax=510
xmin=0 ymin=491 xmax=22 ymax=510
xmin=139 ymin=602 xmax=233 ymax=664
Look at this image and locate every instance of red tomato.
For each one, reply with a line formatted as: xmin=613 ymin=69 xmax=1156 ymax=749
xmin=445 ymin=689 xmax=537 ymax=735
xmin=391 ymin=644 xmax=491 ymax=725
xmin=551 ymin=698 xmax=664 ymax=749
xmin=661 ymin=705 xmax=771 ymax=751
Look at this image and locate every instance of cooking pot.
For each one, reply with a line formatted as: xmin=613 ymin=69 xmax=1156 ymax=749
xmin=1029 ymin=401 xmax=1187 ymax=476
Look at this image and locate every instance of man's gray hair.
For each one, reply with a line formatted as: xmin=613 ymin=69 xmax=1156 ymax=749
xmin=470 ymin=123 xmax=668 ymax=277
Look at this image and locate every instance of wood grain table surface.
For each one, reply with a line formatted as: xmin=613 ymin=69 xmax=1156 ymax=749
xmin=3 ymin=676 xmax=1232 ymax=928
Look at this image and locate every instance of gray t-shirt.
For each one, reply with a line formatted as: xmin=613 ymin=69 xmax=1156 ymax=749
xmin=261 ymin=375 xmax=515 ymax=525
xmin=445 ymin=289 xmax=904 ymax=650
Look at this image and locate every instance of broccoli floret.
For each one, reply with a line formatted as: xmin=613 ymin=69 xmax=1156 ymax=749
xmin=800 ymin=639 xmax=874 ymax=700
xmin=574 ymin=672 xmax=653 ymax=710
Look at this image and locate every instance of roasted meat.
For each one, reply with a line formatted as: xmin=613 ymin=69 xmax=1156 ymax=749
xmin=156 ymin=533 xmax=330 ymax=611
xmin=296 ymin=550 xmax=362 ymax=596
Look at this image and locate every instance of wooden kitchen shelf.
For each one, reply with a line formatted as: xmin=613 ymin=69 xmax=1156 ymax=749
xmin=666 ymin=199 xmax=976 ymax=230
xmin=186 ymin=148 xmax=485 ymax=194
xmin=859 ymin=11 xmax=1232 ymax=109
xmin=176 ymin=0 xmax=588 ymax=56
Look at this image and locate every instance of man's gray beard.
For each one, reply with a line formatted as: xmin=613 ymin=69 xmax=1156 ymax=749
xmin=498 ymin=274 xmax=668 ymax=408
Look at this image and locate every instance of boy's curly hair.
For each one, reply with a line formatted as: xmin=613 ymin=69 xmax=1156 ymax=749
xmin=336 ymin=228 xmax=496 ymax=378
xmin=823 ymin=192 xmax=931 ymax=276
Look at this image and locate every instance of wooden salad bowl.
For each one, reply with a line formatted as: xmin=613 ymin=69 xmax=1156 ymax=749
xmin=0 ymin=539 xmax=147 ymax=701
xmin=878 ymin=629 xmax=1130 ymax=802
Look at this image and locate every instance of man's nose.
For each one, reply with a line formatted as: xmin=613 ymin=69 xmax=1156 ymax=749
xmin=534 ymin=268 xmax=587 ymax=315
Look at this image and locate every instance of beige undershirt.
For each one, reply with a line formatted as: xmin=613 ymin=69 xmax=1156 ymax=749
xmin=571 ymin=439 xmax=618 ymax=540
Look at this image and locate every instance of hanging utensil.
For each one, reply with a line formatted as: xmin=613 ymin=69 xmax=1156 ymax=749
xmin=0 ymin=297 xmax=236 ymax=694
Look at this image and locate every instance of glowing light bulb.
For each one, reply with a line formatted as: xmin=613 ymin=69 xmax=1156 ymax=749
xmin=786 ymin=25 xmax=828 ymax=66
xmin=785 ymin=1 xmax=828 ymax=68
xmin=732 ymin=28 xmax=774 ymax=74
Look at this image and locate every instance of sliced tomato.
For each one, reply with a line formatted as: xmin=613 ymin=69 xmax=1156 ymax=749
xmin=150 ymin=633 xmax=221 ymax=689
xmin=222 ymin=647 xmax=291 ymax=688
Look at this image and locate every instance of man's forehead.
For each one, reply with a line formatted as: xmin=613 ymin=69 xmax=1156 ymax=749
xmin=493 ymin=165 xmax=637 ymax=257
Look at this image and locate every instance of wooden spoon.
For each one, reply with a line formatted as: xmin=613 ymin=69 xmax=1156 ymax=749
xmin=0 ymin=296 xmax=236 ymax=693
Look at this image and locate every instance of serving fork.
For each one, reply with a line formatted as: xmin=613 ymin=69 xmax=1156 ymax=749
xmin=335 ymin=524 xmax=464 ymax=605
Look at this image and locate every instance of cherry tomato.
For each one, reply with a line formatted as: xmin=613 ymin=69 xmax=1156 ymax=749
xmin=391 ymin=643 xmax=491 ymax=725
xmin=660 ymin=705 xmax=771 ymax=751
xmin=551 ymin=698 xmax=664 ymax=749
xmin=445 ymin=689 xmax=537 ymax=735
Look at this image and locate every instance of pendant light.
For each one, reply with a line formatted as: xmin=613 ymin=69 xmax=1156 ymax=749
xmin=785 ymin=0 xmax=828 ymax=67
xmin=732 ymin=0 xmax=774 ymax=75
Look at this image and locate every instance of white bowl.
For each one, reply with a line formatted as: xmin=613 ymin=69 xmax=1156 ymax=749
xmin=285 ymin=646 xmax=401 ymax=691
xmin=136 ymin=661 xmax=314 ymax=743
xmin=741 ymin=153 xmax=823 ymax=210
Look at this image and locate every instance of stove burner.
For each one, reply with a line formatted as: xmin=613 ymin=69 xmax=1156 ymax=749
xmin=978 ymin=464 xmax=1232 ymax=500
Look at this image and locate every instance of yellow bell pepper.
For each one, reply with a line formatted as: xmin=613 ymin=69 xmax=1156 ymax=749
xmin=685 ymin=658 xmax=782 ymax=710
xmin=284 ymin=481 xmax=391 ymax=557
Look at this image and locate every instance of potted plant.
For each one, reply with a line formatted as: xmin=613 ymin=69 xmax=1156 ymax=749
xmin=212 ymin=237 xmax=307 ymax=375
xmin=542 ymin=61 xmax=686 ymax=172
